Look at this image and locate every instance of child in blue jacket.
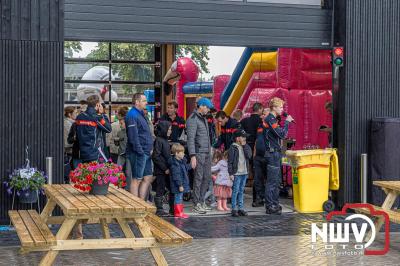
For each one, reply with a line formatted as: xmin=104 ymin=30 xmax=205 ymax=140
xmin=169 ymin=143 xmax=191 ymax=218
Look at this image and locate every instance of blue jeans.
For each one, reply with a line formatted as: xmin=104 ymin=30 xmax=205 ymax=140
xmin=174 ymin=193 xmax=183 ymax=204
xmin=264 ymin=152 xmax=282 ymax=209
xmin=231 ymin=174 xmax=248 ymax=210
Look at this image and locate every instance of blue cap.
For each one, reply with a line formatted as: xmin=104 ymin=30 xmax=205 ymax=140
xmin=197 ymin=97 xmax=214 ymax=109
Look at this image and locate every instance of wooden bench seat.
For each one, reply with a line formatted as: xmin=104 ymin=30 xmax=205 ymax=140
xmin=353 ymin=205 xmax=400 ymax=224
xmin=9 ymin=210 xmax=56 ymax=248
xmin=145 ymin=213 xmax=192 ymax=244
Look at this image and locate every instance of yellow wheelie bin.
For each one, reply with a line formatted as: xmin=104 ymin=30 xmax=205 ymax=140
xmin=285 ymin=149 xmax=339 ymax=213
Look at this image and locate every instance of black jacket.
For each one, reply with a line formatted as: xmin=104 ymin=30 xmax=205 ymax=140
xmin=67 ymin=122 xmax=80 ymax=159
xmin=241 ymin=114 xmax=262 ymax=146
xmin=75 ymin=107 xmax=112 ymax=161
xmin=160 ymin=113 xmax=185 ymax=143
xmin=206 ymin=114 xmax=217 ymax=146
xmin=152 ymin=121 xmax=172 ymax=176
xmin=227 ymin=143 xmax=252 ymax=176
xmin=263 ymin=113 xmax=289 ymax=152
xmin=215 ymin=117 xmax=241 ymax=150
xmin=255 ymin=133 xmax=267 ymax=157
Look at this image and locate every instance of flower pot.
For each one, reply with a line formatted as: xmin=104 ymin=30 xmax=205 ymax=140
xmin=90 ymin=182 xmax=109 ymax=195
xmin=18 ymin=190 xmax=38 ymax=203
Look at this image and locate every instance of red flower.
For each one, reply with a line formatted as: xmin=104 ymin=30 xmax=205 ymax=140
xmin=70 ymin=161 xmax=126 ymax=192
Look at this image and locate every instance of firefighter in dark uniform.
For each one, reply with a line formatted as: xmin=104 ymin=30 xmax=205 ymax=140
xmin=214 ymin=110 xmax=241 ymax=150
xmin=240 ymin=102 xmax=264 ymax=206
xmin=160 ymin=101 xmax=186 ymax=143
xmin=206 ymin=108 xmax=217 ymax=146
xmin=263 ymin=97 xmax=294 ymax=215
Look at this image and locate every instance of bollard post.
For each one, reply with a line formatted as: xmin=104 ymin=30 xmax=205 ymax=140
xmin=360 ymin=154 xmax=368 ymax=203
xmin=46 ymin=157 xmax=53 ymax=185
xmin=45 ymin=157 xmax=53 ymax=225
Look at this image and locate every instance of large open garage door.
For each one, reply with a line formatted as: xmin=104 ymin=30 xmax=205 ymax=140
xmin=65 ymin=0 xmax=332 ymax=48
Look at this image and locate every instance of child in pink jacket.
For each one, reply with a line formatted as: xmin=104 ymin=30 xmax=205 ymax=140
xmin=211 ymin=151 xmax=233 ymax=211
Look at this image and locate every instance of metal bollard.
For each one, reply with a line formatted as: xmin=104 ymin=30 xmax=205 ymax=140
xmin=46 ymin=157 xmax=53 ymax=185
xmin=360 ymin=154 xmax=368 ymax=203
xmin=45 ymin=157 xmax=53 ymax=225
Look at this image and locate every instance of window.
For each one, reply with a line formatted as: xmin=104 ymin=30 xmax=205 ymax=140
xmin=64 ymin=41 xmax=161 ymax=118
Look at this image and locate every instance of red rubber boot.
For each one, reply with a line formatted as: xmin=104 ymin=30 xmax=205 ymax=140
xmin=174 ymin=204 xmax=189 ymax=219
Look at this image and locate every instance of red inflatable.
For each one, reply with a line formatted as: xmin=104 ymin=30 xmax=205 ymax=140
xmin=236 ymin=71 xmax=278 ymax=112
xmin=212 ymin=75 xmax=230 ymax=110
xmin=236 ymin=48 xmax=332 ymax=149
xmin=163 ymin=57 xmax=199 ymax=116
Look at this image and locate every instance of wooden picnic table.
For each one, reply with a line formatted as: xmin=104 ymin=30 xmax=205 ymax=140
xmin=9 ymin=184 xmax=192 ymax=266
xmin=355 ymin=181 xmax=400 ymax=238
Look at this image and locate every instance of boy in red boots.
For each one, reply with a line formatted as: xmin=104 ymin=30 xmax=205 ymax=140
xmin=169 ymin=143 xmax=191 ymax=218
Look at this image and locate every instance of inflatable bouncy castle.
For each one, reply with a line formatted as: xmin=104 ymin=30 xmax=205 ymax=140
xmin=220 ymin=48 xmax=332 ymax=150
xmin=162 ymin=49 xmax=332 ymax=150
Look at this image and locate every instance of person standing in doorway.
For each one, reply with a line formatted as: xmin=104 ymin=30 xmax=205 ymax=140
xmin=152 ymin=121 xmax=173 ymax=216
xmin=64 ymin=106 xmax=77 ymax=183
xmin=206 ymin=108 xmax=218 ymax=146
xmin=319 ymin=101 xmax=333 ymax=147
xmin=160 ymin=101 xmax=186 ymax=143
xmin=126 ymin=93 xmax=154 ymax=199
xmin=186 ymin=97 xmax=214 ymax=214
xmin=114 ymin=107 xmax=132 ymax=191
xmin=214 ymin=110 xmax=241 ymax=151
xmin=228 ymin=130 xmax=252 ymax=217
xmin=240 ymin=102 xmax=264 ymax=207
xmin=232 ymin=109 xmax=243 ymax=123
xmin=169 ymin=143 xmax=191 ymax=219
xmin=263 ymin=97 xmax=294 ymax=215
xmin=76 ymin=95 xmax=112 ymax=163
xmin=109 ymin=106 xmax=129 ymax=163
xmin=74 ymin=95 xmax=111 ymax=239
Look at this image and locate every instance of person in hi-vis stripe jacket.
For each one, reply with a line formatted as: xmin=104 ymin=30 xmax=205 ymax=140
xmin=262 ymin=97 xmax=294 ymax=215
xmin=75 ymin=95 xmax=111 ymax=163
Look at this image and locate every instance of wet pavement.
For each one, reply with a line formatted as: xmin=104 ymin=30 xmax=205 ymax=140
xmin=2 ymin=191 xmax=400 ymax=265
xmin=2 ymin=232 xmax=400 ymax=265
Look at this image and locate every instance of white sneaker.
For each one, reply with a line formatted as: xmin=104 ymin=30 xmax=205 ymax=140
xmin=202 ymin=202 xmax=212 ymax=211
xmin=193 ymin=203 xmax=207 ymax=214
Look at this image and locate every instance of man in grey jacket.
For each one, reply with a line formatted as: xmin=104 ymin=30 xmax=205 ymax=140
xmin=186 ymin=97 xmax=214 ymax=214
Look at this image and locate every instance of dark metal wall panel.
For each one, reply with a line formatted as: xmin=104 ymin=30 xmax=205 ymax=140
xmin=335 ymin=0 xmax=400 ymax=206
xmin=0 ymin=0 xmax=64 ymax=41
xmin=65 ymin=0 xmax=332 ymax=48
xmin=0 ymin=40 xmax=64 ymax=224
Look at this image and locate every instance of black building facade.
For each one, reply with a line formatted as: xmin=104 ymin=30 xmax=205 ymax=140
xmin=1 ymin=0 xmax=399 ymax=222
xmin=0 ymin=0 xmax=64 ymax=223
xmin=334 ymin=0 xmax=400 ymax=206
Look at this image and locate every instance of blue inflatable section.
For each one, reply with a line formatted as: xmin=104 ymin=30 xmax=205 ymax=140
xmin=144 ymin=89 xmax=155 ymax=102
xmin=183 ymin=81 xmax=213 ymax=94
xmin=220 ymin=47 xmax=277 ymax=109
xmin=144 ymin=89 xmax=155 ymax=115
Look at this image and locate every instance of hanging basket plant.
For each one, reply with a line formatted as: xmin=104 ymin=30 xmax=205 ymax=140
xmin=3 ymin=168 xmax=47 ymax=203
